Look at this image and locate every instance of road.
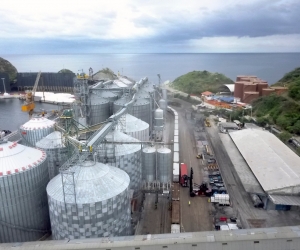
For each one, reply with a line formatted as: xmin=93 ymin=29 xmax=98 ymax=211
xmin=169 ymin=98 xmax=213 ymax=232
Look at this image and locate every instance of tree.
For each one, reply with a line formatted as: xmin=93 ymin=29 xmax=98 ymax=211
xmin=278 ymin=131 xmax=292 ymax=143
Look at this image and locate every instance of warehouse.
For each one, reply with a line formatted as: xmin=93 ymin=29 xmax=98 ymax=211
xmin=228 ymin=129 xmax=300 ymax=210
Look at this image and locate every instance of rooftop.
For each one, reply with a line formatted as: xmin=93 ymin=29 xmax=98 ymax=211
xmin=229 ymin=129 xmax=300 ymax=193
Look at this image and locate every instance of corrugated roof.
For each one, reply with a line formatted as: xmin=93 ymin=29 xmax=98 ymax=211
xmin=0 ymin=141 xmax=46 ymax=175
xmin=36 ymin=131 xmax=65 ymax=149
xmin=125 ymin=114 xmax=149 ymax=132
xmin=47 ymin=161 xmax=130 ymax=203
xmin=20 ymin=117 xmax=55 ymax=130
xmin=269 ymin=195 xmax=300 ymax=206
xmin=201 ymin=91 xmax=213 ymax=96
xmin=229 ymin=129 xmax=300 ymax=192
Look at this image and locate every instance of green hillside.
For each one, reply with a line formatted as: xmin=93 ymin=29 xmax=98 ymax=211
xmin=252 ymin=67 xmax=300 ymax=135
xmin=0 ymin=57 xmax=18 ymax=82
xmin=171 ymin=70 xmax=234 ymax=94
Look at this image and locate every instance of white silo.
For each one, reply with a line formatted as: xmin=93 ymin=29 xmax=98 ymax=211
xmin=157 ymin=147 xmax=172 ymax=183
xmin=0 ymin=140 xmax=50 ymax=243
xmin=119 ymin=114 xmax=149 ymax=142
xmin=159 ymin=99 xmax=167 ymax=112
xmin=154 ymin=108 xmax=164 ymax=127
xmin=142 ymin=147 xmax=156 ymax=182
xmin=36 ymin=131 xmax=68 ymax=179
xmin=19 ymin=117 xmax=55 ymax=146
xmin=96 ymin=130 xmax=142 ymax=197
xmin=47 ymin=161 xmax=131 ymax=239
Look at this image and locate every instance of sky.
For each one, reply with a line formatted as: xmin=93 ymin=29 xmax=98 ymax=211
xmin=0 ymin=0 xmax=300 ymax=53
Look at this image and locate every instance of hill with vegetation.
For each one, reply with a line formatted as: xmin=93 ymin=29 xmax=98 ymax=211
xmin=171 ymin=70 xmax=234 ymax=94
xmin=252 ymin=67 xmax=300 ymax=137
xmin=0 ymin=57 xmax=18 ymax=82
xmin=58 ymin=69 xmax=74 ymax=74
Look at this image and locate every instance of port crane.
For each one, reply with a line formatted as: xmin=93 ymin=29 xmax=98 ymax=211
xmin=21 ymin=71 xmax=41 ymax=118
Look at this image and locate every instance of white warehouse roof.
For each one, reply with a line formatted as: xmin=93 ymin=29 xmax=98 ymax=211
xmin=229 ymin=129 xmax=300 ymax=193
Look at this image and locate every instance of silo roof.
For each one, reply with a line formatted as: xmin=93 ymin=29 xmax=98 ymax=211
xmin=134 ymin=98 xmax=149 ymax=106
xmin=142 ymin=146 xmax=156 ymax=153
xmin=47 ymin=161 xmax=130 ymax=203
xmin=0 ymin=141 xmax=46 ymax=176
xmin=36 ymin=131 xmax=65 ymax=149
xmin=136 ymin=90 xmax=150 ymax=99
xmin=125 ymin=114 xmax=149 ymax=132
xmin=104 ymin=130 xmax=141 ymax=155
xmin=157 ymin=147 xmax=171 ymax=153
xmin=90 ymin=93 xmax=110 ymax=104
xmin=20 ymin=117 xmax=55 ymax=130
xmin=94 ymin=90 xmax=117 ymax=99
xmin=114 ymin=96 xmax=131 ymax=105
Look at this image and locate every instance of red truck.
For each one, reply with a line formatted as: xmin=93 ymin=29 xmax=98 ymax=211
xmin=180 ymin=163 xmax=188 ymax=187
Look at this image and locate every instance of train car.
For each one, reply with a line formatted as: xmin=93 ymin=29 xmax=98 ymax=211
xmin=173 ymin=163 xmax=180 ymax=182
xmin=180 ymin=163 xmax=188 ymax=187
xmin=172 ymin=183 xmax=180 ymax=201
xmin=171 ymin=201 xmax=180 ymax=224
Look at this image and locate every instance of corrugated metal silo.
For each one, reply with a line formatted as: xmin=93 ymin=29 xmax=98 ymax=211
xmin=47 ymin=161 xmax=131 ymax=239
xmin=113 ymin=95 xmax=131 ymax=114
xmin=36 ymin=131 xmax=68 ymax=179
xmin=157 ymin=147 xmax=172 ymax=183
xmin=121 ymin=114 xmax=149 ymax=142
xmin=133 ymin=98 xmax=151 ymax=127
xmin=142 ymin=147 xmax=156 ymax=182
xmin=19 ymin=117 xmax=55 ymax=146
xmin=89 ymin=94 xmax=110 ymax=126
xmin=0 ymin=141 xmax=50 ymax=243
xmin=96 ymin=130 xmax=142 ymax=196
xmin=92 ymin=91 xmax=118 ymax=116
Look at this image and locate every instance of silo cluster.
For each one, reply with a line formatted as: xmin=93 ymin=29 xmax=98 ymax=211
xmin=96 ymin=130 xmax=142 ymax=196
xmin=92 ymin=90 xmax=118 ymax=116
xmin=0 ymin=141 xmax=50 ymax=243
xmin=19 ymin=117 xmax=55 ymax=146
xmin=36 ymin=131 xmax=68 ymax=179
xmin=47 ymin=161 xmax=131 ymax=239
xmin=141 ymin=146 xmax=172 ymax=183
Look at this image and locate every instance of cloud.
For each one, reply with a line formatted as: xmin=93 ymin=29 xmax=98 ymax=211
xmin=0 ymin=0 xmax=300 ymax=53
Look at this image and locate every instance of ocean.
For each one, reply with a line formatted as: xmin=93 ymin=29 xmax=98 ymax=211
xmin=1 ymin=53 xmax=300 ymax=131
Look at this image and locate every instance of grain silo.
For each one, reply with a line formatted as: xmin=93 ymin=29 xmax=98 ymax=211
xmin=92 ymin=91 xmax=118 ymax=116
xmin=113 ymin=97 xmax=151 ymax=128
xmin=89 ymin=94 xmax=110 ymax=126
xmin=157 ymin=147 xmax=172 ymax=183
xmin=113 ymin=95 xmax=131 ymax=114
xmin=19 ymin=117 xmax=55 ymax=146
xmin=47 ymin=161 xmax=131 ymax=239
xmin=142 ymin=147 xmax=156 ymax=182
xmin=154 ymin=108 xmax=164 ymax=127
xmin=234 ymin=82 xmax=244 ymax=99
xmin=120 ymin=114 xmax=149 ymax=142
xmin=0 ymin=140 xmax=50 ymax=243
xmin=36 ymin=131 xmax=68 ymax=179
xmin=96 ymin=130 xmax=142 ymax=197
xmin=257 ymin=82 xmax=269 ymax=96
xmin=132 ymin=98 xmax=151 ymax=127
xmin=159 ymin=99 xmax=167 ymax=112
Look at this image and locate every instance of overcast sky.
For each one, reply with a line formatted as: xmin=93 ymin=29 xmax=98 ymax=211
xmin=1 ymin=0 xmax=300 ymax=54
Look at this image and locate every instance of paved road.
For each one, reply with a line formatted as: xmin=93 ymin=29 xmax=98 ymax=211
xmin=169 ymin=98 xmax=213 ymax=232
